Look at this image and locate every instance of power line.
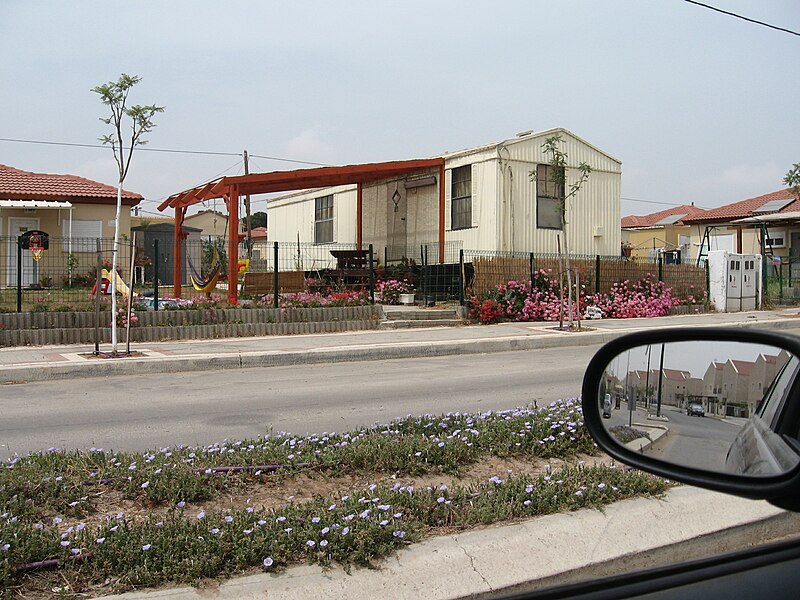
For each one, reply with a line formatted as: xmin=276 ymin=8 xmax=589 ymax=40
xmin=0 ymin=137 xmax=329 ymax=166
xmin=622 ymin=196 xmax=710 ymax=210
xmin=683 ymin=0 xmax=800 ymax=37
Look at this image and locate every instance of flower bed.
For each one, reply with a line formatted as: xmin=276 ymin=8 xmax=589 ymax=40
xmin=467 ymin=270 xmax=707 ymax=324
xmin=0 ymin=401 xmax=669 ymax=596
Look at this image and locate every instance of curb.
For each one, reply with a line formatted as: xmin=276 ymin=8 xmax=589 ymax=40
xmin=99 ymin=487 xmax=795 ymax=600
xmin=2 ymin=317 xmax=797 ymax=383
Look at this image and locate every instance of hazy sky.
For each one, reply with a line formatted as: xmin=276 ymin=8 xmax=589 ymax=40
xmin=2 ymin=1 xmax=798 ymax=221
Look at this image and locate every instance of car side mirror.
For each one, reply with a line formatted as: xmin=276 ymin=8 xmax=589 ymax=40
xmin=581 ymin=328 xmax=800 ymax=511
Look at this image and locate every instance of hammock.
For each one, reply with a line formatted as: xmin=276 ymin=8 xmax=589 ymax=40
xmin=187 ymin=245 xmax=222 ymax=293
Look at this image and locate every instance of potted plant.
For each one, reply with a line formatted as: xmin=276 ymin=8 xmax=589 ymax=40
xmin=377 ymin=279 xmax=414 ymax=305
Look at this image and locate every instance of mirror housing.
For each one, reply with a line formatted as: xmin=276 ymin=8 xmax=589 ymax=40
xmin=582 ymin=328 xmax=800 ymax=511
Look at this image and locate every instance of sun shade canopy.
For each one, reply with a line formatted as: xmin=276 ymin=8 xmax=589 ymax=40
xmin=159 ymin=158 xmax=445 ymax=211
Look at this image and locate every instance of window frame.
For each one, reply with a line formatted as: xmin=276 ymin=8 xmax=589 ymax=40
xmin=450 ymin=165 xmax=472 ymax=231
xmin=314 ymin=195 xmax=334 ymax=245
xmin=536 ymin=163 xmax=565 ymax=230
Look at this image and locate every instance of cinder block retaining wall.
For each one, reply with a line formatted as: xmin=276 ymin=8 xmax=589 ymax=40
xmin=0 ymin=306 xmax=383 ymax=346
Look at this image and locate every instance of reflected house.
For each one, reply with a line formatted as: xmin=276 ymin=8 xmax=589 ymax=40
xmin=624 ymin=370 xmax=651 ymax=407
xmin=748 ymin=351 xmax=791 ymax=412
xmin=655 ymin=368 xmax=695 ymax=408
xmin=702 ymin=362 xmax=726 ymax=416
xmin=721 ymin=359 xmax=755 ymax=418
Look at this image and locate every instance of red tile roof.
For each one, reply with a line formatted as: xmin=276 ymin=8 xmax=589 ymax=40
xmin=0 ymin=164 xmax=143 ymax=204
xmin=622 ymin=204 xmax=706 ymax=228
xmin=730 ymin=359 xmax=755 ymax=376
xmin=681 ymin=189 xmax=798 ymax=225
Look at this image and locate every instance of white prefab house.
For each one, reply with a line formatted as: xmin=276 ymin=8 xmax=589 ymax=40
xmin=267 ymin=128 xmax=621 ymax=259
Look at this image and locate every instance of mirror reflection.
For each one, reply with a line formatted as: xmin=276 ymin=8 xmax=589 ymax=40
xmin=599 ymin=341 xmax=800 ymax=477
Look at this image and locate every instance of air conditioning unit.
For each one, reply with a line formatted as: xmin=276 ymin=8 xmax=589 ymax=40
xmin=593 ymin=226 xmax=604 ymax=237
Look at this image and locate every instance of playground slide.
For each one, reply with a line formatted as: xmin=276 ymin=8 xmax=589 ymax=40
xmin=100 ymin=269 xmax=131 ymax=298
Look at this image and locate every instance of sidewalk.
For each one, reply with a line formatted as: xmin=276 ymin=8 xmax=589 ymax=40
xmin=2 ymin=308 xmax=800 ymax=382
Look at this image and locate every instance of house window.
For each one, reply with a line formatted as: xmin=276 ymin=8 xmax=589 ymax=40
xmin=765 ymin=231 xmax=786 ymax=248
xmin=536 ymin=164 xmax=565 ymax=230
xmin=63 ymin=219 xmax=102 ymax=251
xmin=451 ymin=165 xmax=472 ymax=230
xmin=314 ymin=195 xmax=334 ymax=244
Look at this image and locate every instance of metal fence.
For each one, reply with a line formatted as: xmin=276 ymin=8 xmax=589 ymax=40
xmin=464 ymin=251 xmax=708 ymax=301
xmin=764 ymin=256 xmax=800 ymax=306
xmin=1 ymin=235 xmax=710 ymax=312
xmin=0 ymin=236 xmax=134 ymax=312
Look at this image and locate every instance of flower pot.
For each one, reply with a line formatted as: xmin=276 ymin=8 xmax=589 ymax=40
xmin=399 ymin=293 xmax=416 ymax=305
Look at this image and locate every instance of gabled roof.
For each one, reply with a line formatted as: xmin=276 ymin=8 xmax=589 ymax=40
xmin=730 ymin=359 xmax=755 ymax=376
xmin=0 ymin=164 xmax=143 ymax=204
xmin=662 ymin=368 xmax=691 ymax=381
xmin=622 ymin=204 xmax=706 ymax=229
xmin=440 ymin=127 xmax=622 ymax=165
xmin=681 ymin=189 xmax=798 ymax=225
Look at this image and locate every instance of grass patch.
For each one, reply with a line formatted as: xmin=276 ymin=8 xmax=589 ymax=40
xmin=608 ymin=425 xmax=652 ymax=445
xmin=1 ymin=400 xmax=670 ymax=598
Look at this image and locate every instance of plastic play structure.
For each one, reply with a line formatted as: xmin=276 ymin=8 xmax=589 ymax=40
xmin=92 ymin=269 xmax=132 ymax=297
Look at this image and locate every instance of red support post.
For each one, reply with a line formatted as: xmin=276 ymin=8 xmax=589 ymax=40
xmin=227 ymin=185 xmax=240 ymax=305
xmin=438 ymin=163 xmax=445 ymax=264
xmin=174 ymin=207 xmax=184 ymax=298
xmin=357 ymin=183 xmax=363 ymax=250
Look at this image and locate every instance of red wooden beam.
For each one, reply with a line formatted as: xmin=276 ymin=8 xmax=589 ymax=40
xmin=173 ymin=207 xmax=185 ymax=299
xmin=438 ymin=163 xmax=445 ymax=264
xmin=227 ymin=185 xmax=239 ymax=305
xmin=357 ymin=183 xmax=363 ymax=250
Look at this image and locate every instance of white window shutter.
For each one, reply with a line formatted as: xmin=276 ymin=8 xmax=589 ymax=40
xmin=471 ymin=164 xmax=480 ymax=228
xmin=444 ymin=169 xmax=452 ymax=231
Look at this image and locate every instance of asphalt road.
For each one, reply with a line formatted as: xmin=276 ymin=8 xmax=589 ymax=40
xmin=0 ymin=344 xmax=600 ymax=458
xmin=602 ymin=404 xmax=743 ymax=472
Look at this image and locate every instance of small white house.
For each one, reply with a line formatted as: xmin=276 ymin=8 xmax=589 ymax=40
xmin=267 ymin=128 xmax=621 ymax=259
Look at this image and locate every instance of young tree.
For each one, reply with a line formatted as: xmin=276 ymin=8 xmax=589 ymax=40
xmin=784 ymin=163 xmax=800 ymax=199
xmin=531 ymin=134 xmax=592 ymax=329
xmin=93 ymin=74 xmax=164 ymax=353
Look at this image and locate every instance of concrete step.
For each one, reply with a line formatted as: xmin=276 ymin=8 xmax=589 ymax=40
xmin=378 ymin=318 xmax=465 ymax=329
xmin=383 ymin=309 xmax=460 ymax=321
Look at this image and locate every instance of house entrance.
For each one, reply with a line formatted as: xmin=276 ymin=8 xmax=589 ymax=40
xmin=6 ymin=217 xmax=39 ymax=288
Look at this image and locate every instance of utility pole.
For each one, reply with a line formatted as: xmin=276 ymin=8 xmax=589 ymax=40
xmin=244 ymin=150 xmax=252 ymax=259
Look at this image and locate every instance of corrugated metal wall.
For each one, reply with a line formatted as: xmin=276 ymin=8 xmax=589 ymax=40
xmin=267 ymin=129 xmax=622 ymax=259
xmin=268 ymin=185 xmax=357 ymax=244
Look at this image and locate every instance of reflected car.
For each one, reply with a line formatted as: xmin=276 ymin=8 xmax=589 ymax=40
xmin=687 ymin=402 xmax=705 ymax=417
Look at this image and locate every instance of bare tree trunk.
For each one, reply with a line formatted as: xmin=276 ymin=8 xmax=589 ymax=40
xmin=563 ymin=210 xmax=574 ymax=329
xmin=557 ymin=234 xmax=564 ymax=329
xmin=111 ymin=181 xmax=122 ymax=353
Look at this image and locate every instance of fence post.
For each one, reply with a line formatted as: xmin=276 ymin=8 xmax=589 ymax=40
xmin=595 ymin=255 xmax=601 ymax=294
xmin=420 ymin=244 xmax=426 ymax=304
xmin=15 ymin=237 xmax=23 ymax=312
xmin=789 ymin=259 xmax=793 ymax=288
xmin=779 ymin=263 xmax=784 ymax=302
xmin=529 ymin=253 xmax=535 ymax=285
xmin=705 ymin=259 xmax=710 ymax=300
xmin=369 ymin=244 xmax=375 ymax=304
xmin=384 ymin=246 xmax=388 ymax=270
xmin=273 ymin=241 xmax=279 ymax=309
xmin=95 ymin=239 xmax=103 ymax=354
xmin=153 ymin=239 xmax=159 ymax=312
xmin=459 ymin=249 xmax=465 ymax=306
xmin=658 ymin=256 xmax=663 ymax=282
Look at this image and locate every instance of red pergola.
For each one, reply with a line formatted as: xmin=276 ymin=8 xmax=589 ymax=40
xmin=158 ymin=158 xmax=446 ymax=304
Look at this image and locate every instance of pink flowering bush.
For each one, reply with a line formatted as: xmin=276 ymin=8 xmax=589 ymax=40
xmin=267 ymin=289 xmax=370 ymax=308
xmin=469 ymin=271 xmax=692 ymax=324
xmin=588 ymin=274 xmax=682 ymax=318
